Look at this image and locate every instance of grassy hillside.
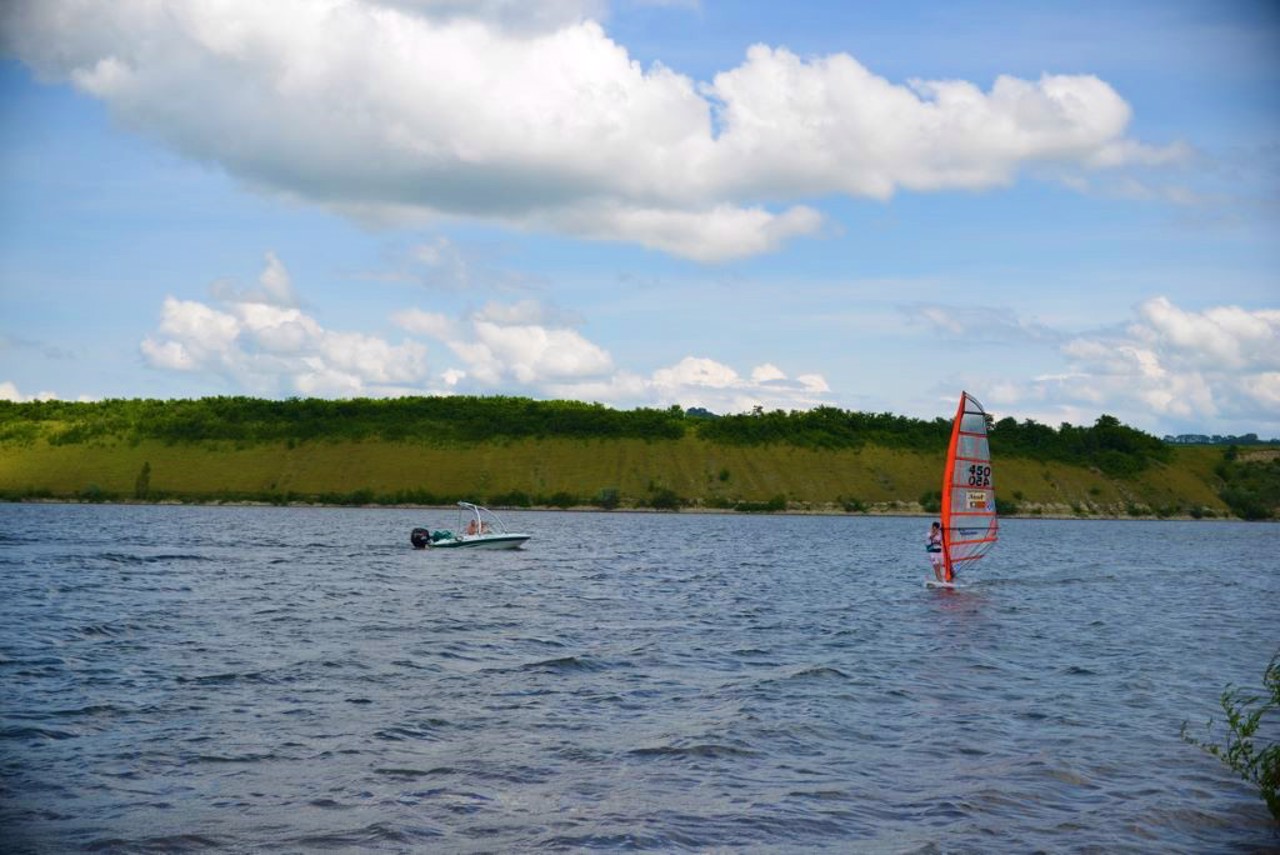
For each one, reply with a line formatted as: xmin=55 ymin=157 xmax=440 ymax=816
xmin=0 ymin=434 xmax=1243 ymax=518
xmin=3 ymin=396 xmax=1271 ymax=517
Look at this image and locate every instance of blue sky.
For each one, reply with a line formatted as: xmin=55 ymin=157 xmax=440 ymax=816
xmin=1 ymin=0 xmax=1277 ymax=437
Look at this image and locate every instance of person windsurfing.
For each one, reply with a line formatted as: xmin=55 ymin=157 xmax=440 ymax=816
xmin=927 ymin=521 xmax=946 ymax=583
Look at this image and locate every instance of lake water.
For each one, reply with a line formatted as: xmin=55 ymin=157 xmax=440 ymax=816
xmin=1 ymin=504 xmax=1276 ymax=853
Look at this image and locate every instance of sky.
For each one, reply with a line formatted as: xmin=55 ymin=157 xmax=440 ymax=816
xmin=1 ymin=0 xmax=1277 ymax=438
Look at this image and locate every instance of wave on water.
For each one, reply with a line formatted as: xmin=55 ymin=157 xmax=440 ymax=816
xmin=86 ymin=551 xmax=218 ymax=565
xmin=282 ymin=822 xmax=445 ymax=850
xmin=83 ymin=834 xmax=228 ymax=853
xmin=784 ymin=665 xmax=851 ymax=681
xmin=629 ymin=741 xmax=761 ymax=760
xmin=0 ymin=725 xmax=79 ymax=741
xmin=517 ymin=655 xmax=609 ymax=673
xmin=374 ymin=719 xmax=454 ymax=743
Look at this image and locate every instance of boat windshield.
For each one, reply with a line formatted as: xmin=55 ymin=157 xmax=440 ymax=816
xmin=459 ymin=502 xmax=503 ymax=536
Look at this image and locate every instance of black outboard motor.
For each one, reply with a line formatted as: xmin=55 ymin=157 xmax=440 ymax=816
xmin=410 ymin=527 xmax=432 ymax=549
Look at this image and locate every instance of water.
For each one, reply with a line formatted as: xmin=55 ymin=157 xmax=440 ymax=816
xmin=1 ymin=504 xmax=1276 ymax=853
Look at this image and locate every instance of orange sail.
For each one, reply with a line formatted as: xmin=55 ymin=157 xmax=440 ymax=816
xmin=940 ymin=391 xmax=998 ymax=582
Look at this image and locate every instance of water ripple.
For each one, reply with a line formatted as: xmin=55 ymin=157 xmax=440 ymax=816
xmin=0 ymin=505 xmax=1276 ymax=852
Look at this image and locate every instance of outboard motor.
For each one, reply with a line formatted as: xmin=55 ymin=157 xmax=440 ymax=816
xmin=410 ymin=527 xmax=432 ymax=549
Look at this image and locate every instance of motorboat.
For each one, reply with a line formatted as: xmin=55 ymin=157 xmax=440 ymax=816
xmin=411 ymin=502 xmax=531 ymax=550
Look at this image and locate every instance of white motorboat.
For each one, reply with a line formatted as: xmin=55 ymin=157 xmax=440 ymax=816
xmin=410 ymin=502 xmax=531 ymax=550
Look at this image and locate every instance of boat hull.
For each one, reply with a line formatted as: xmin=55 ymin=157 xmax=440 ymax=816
xmin=428 ymin=534 xmax=530 ymax=550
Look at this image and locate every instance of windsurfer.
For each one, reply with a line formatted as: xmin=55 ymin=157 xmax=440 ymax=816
xmin=926 ymin=521 xmax=945 ymax=583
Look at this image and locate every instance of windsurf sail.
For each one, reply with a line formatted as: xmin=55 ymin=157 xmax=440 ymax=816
xmin=940 ymin=391 xmax=998 ymax=582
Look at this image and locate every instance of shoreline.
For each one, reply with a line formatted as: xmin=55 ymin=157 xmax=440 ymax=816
xmin=3 ymin=496 xmax=1256 ymax=522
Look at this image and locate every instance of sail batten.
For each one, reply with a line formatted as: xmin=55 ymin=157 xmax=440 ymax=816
xmin=939 ymin=391 xmax=999 ymax=582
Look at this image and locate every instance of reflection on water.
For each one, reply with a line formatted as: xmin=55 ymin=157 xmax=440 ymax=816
xmin=0 ymin=504 xmax=1276 ymax=852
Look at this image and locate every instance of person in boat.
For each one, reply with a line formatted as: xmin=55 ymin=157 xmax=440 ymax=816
xmin=466 ymin=519 xmax=479 ymax=536
xmin=926 ymin=521 xmax=946 ymax=582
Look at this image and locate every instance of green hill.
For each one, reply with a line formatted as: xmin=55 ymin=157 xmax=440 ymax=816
xmin=0 ymin=396 xmax=1273 ymax=519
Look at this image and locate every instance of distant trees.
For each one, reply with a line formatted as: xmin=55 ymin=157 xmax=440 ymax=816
xmin=697 ymin=405 xmax=1172 ymax=476
xmin=1216 ymin=445 xmax=1280 ymax=520
xmin=0 ymin=396 xmax=1206 ymax=480
xmin=0 ymin=396 xmax=687 ymax=445
xmin=1166 ymin=432 xmax=1276 ymax=445
xmin=990 ymin=413 xmax=1171 ymax=476
xmin=696 ymin=405 xmax=951 ymax=450
xmin=647 ymin=487 xmax=683 ymax=511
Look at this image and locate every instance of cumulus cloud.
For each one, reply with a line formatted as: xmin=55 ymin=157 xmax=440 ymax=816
xmin=367 ymin=0 xmax=606 ymax=33
xmin=0 ymin=0 xmax=1178 ymax=260
xmin=1130 ymin=296 xmax=1280 ymax=371
xmin=393 ymin=302 xmax=831 ymax=411
xmin=209 ymin=251 xmax=299 ymax=307
xmin=535 ymin=358 xmax=830 ymax=414
xmin=393 ymin=307 xmax=456 ymax=339
xmin=393 ymin=299 xmax=615 ymax=387
xmin=138 ymin=253 xmax=830 ymax=409
xmin=751 ymin=363 xmax=786 ymax=383
xmin=645 ymin=356 xmax=830 ymax=412
xmin=0 ymin=381 xmax=59 ymax=402
xmin=1023 ymin=297 xmax=1280 ymax=433
xmin=141 ymin=254 xmax=430 ymax=396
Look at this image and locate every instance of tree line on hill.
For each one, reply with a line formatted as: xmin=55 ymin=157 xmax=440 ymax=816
xmin=1164 ymin=433 xmax=1278 ymax=445
xmin=0 ymin=396 xmax=1274 ymax=519
xmin=1216 ymin=445 xmax=1280 ymax=521
xmin=0 ymin=396 xmax=682 ymax=445
xmin=0 ymin=395 xmax=1169 ymax=473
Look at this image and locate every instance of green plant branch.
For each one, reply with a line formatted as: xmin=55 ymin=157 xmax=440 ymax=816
xmin=1182 ymin=651 xmax=1280 ymax=821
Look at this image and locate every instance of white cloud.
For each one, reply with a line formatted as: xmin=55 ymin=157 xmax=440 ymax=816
xmin=368 ymin=0 xmax=606 ymax=33
xmin=475 ymin=299 xmax=557 ymax=326
xmin=1087 ymin=138 xmax=1194 ymax=169
xmin=258 ymin=251 xmax=299 ymax=307
xmin=393 ymin=308 xmax=456 ymax=339
xmin=0 ymin=0 xmax=1176 ymax=261
xmin=0 ymin=381 xmax=59 ymax=402
xmin=751 ymin=363 xmax=786 ymax=383
xmin=905 ymin=296 xmax=1278 ymax=436
xmin=141 ymin=254 xmax=431 ymax=396
xmin=796 ymin=373 xmax=830 ymax=393
xmin=549 ymin=202 xmax=824 ymax=262
xmin=635 ymin=356 xmax=831 ymax=412
xmin=1023 ymin=297 xmax=1280 ymax=434
xmin=653 ymin=356 xmax=740 ymax=389
xmin=141 ymin=298 xmax=241 ymax=371
xmin=472 ymin=321 xmax=614 ymax=383
xmin=139 ymin=337 xmax=196 ymax=373
xmin=392 ymin=300 xmax=831 ymax=411
xmin=1131 ymin=296 xmax=1280 ymax=371
xmin=236 ymin=303 xmax=323 ymax=354
xmin=394 ymin=298 xmax=614 ymax=386
xmin=644 ymin=356 xmax=831 ymax=413
xmin=1240 ymin=373 xmax=1280 ymax=412
xmin=411 ymin=236 xmax=477 ymax=289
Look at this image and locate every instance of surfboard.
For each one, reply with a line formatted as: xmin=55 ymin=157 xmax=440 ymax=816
xmin=925 ymin=579 xmax=958 ymax=590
